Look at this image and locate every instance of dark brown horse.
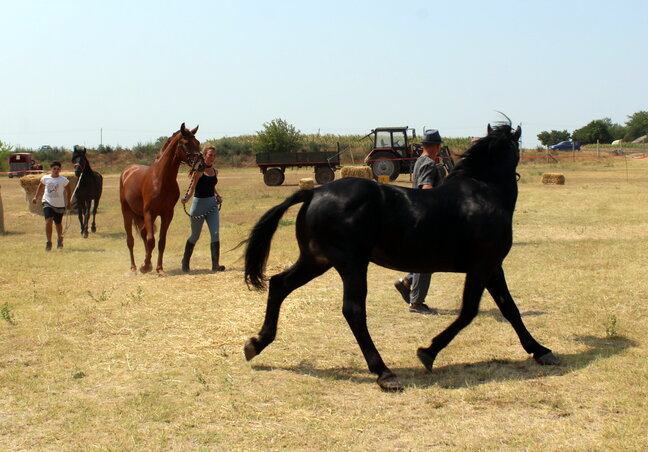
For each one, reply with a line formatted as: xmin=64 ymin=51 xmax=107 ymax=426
xmin=119 ymin=123 xmax=203 ymax=276
xmin=72 ymin=146 xmax=103 ymax=238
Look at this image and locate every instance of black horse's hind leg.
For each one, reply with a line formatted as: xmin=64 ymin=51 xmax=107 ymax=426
xmin=338 ymin=265 xmax=402 ymax=392
xmin=245 ymin=258 xmax=330 ymax=361
xmin=417 ymin=272 xmax=485 ymax=372
xmin=486 ymin=268 xmax=559 ymax=365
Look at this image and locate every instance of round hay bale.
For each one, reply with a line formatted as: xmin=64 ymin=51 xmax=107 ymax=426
xmin=20 ymin=172 xmax=78 ymax=214
xmin=299 ymin=178 xmax=315 ymax=190
xmin=340 ymin=166 xmax=373 ymax=180
xmin=541 ymin=173 xmax=566 ymax=185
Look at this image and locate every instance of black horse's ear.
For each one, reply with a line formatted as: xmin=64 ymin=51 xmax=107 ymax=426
xmin=487 ymin=124 xmax=493 ymax=135
xmin=190 ymin=125 xmax=199 ymax=135
xmin=514 ymin=125 xmax=521 ymax=141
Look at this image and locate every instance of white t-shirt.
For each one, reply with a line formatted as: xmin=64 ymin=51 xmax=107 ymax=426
xmin=40 ymin=174 xmax=69 ymax=208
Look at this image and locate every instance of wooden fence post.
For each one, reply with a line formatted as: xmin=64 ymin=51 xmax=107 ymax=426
xmin=0 ymin=185 xmax=5 ymax=234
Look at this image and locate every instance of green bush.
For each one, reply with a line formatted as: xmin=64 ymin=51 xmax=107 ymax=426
xmin=253 ymin=118 xmax=303 ymax=154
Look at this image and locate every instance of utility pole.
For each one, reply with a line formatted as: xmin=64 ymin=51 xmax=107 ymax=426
xmin=100 ymin=128 xmax=103 ymax=146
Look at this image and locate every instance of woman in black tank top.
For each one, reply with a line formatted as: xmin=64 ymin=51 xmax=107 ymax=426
xmin=180 ymin=146 xmax=225 ymax=272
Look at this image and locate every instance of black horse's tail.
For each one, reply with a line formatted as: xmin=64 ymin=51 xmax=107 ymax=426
xmin=245 ymin=189 xmax=314 ymax=290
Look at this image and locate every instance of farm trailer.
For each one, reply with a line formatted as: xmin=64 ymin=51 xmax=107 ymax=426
xmin=255 ymin=151 xmax=341 ymax=186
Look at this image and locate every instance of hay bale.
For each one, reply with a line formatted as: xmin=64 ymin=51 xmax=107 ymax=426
xmin=341 ymin=166 xmax=373 ymax=179
xmin=20 ymin=172 xmax=78 ymax=214
xmin=299 ymin=178 xmax=315 ymax=190
xmin=541 ymin=173 xmax=566 ymax=185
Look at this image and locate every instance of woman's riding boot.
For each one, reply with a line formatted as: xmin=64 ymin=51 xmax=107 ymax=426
xmin=182 ymin=240 xmax=195 ymax=273
xmin=210 ymin=241 xmax=225 ymax=272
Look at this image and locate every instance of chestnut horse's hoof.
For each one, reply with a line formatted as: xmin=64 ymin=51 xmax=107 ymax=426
xmin=417 ymin=348 xmax=436 ymax=372
xmin=140 ymin=265 xmax=152 ymax=274
xmin=535 ymin=351 xmax=560 ymax=366
xmin=377 ymin=372 xmax=403 ymax=392
xmin=244 ymin=338 xmax=259 ymax=361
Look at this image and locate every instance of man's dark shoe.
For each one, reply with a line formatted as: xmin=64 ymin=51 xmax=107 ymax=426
xmin=45 ymin=241 xmax=52 ymax=252
xmin=57 ymin=238 xmax=64 ymax=249
xmin=409 ymin=303 xmax=437 ymax=315
xmin=394 ymin=278 xmax=411 ymax=304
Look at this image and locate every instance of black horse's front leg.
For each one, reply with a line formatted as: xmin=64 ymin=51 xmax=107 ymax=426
xmin=486 ymin=267 xmax=559 ymax=365
xmin=417 ymin=271 xmax=485 ymax=372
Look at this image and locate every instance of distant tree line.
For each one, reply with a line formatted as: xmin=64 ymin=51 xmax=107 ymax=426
xmin=537 ymin=111 xmax=648 ymax=146
xmin=2 ymin=117 xmax=478 ymax=170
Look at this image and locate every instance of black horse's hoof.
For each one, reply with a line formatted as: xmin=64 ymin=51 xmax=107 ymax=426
xmin=417 ymin=348 xmax=436 ymax=372
xmin=377 ymin=372 xmax=403 ymax=392
xmin=535 ymin=351 xmax=560 ymax=365
xmin=244 ymin=338 xmax=259 ymax=361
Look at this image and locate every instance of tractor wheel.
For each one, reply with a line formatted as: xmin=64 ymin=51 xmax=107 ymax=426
xmin=263 ymin=168 xmax=285 ymax=186
xmin=369 ymin=151 xmax=400 ymax=181
xmin=314 ymin=166 xmax=335 ymax=185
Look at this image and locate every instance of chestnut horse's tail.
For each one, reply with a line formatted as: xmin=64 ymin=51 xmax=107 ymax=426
xmin=244 ymin=189 xmax=314 ymax=290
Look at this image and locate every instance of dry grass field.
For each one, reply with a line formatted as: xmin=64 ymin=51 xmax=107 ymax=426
xmin=1 ymin=158 xmax=648 ymax=451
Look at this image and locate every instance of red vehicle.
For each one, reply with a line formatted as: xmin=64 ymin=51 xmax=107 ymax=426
xmin=8 ymin=153 xmax=43 ymax=178
xmin=364 ymin=126 xmax=455 ymax=181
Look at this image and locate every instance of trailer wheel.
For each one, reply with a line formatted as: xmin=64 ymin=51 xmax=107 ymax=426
xmin=263 ymin=168 xmax=285 ymax=186
xmin=314 ymin=166 xmax=335 ymax=185
xmin=369 ymin=151 xmax=400 ymax=181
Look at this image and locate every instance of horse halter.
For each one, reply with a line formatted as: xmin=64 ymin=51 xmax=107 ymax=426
xmin=178 ymin=138 xmax=204 ymax=172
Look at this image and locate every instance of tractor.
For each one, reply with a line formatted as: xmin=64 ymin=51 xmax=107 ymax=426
xmin=363 ymin=126 xmax=455 ymax=181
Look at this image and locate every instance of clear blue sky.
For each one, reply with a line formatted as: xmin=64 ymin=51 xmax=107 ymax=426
xmin=2 ymin=0 xmax=646 ymax=149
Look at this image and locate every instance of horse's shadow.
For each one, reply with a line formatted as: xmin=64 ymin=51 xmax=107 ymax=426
xmin=250 ymin=335 xmax=636 ymax=389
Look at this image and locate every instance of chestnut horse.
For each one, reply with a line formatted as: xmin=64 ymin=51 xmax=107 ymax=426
xmin=119 ymin=123 xmax=203 ymax=276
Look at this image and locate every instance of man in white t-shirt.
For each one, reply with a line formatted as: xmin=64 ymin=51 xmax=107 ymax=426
xmin=32 ymin=161 xmax=71 ymax=251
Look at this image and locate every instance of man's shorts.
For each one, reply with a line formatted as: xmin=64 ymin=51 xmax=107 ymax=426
xmin=43 ymin=204 xmax=65 ymax=224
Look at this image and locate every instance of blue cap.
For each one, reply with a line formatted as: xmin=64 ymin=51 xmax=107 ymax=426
xmin=422 ymin=129 xmax=444 ymax=144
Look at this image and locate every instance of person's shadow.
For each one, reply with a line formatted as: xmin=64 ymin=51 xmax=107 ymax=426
xmin=250 ymin=335 xmax=636 ymax=389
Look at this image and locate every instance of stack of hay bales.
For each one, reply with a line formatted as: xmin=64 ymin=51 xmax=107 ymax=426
xmin=541 ymin=173 xmax=566 ymax=185
xmin=299 ymin=178 xmax=315 ymax=190
xmin=20 ymin=172 xmax=78 ymax=214
xmin=340 ymin=166 xmax=373 ymax=180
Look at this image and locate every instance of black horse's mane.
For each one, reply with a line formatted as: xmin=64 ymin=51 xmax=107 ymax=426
xmin=445 ymin=123 xmax=518 ymax=181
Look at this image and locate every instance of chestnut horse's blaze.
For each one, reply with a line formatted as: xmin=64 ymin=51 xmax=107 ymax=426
xmin=119 ymin=123 xmax=203 ymax=276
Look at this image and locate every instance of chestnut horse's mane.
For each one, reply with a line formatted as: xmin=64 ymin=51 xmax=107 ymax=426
xmin=154 ymin=130 xmax=181 ymax=162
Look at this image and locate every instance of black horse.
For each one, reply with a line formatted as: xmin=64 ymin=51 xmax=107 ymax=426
xmin=243 ymin=123 xmax=559 ymax=391
xmin=71 ymin=146 xmax=103 ymax=238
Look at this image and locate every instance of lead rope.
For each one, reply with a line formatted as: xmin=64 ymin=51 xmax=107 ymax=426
xmin=181 ymin=162 xmax=222 ymax=220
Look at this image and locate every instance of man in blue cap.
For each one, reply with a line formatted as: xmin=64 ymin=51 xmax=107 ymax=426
xmin=394 ymin=129 xmax=446 ymax=314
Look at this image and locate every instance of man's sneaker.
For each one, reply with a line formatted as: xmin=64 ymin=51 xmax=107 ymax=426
xmin=45 ymin=241 xmax=52 ymax=251
xmin=409 ymin=303 xmax=437 ymax=315
xmin=394 ymin=278 xmax=411 ymax=304
xmin=57 ymin=238 xmax=63 ymax=249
